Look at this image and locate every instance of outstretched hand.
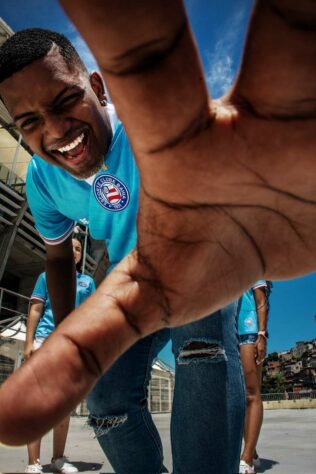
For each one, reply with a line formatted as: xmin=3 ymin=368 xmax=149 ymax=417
xmin=1 ymin=0 xmax=316 ymax=445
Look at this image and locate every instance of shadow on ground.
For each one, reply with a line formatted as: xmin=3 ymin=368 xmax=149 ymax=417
xmin=43 ymin=462 xmax=103 ymax=473
xmin=257 ymin=458 xmax=279 ymax=472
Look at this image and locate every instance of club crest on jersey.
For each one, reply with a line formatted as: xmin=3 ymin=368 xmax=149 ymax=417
xmin=93 ymin=174 xmax=129 ymax=212
xmin=245 ymin=317 xmax=255 ymax=328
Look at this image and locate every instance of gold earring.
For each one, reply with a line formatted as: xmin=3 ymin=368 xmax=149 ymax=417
xmin=100 ymin=94 xmax=107 ymax=106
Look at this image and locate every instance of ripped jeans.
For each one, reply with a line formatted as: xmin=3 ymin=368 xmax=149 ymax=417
xmin=87 ymin=301 xmax=245 ymax=474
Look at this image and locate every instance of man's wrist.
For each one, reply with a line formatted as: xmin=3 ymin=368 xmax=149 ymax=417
xmin=258 ymin=330 xmax=269 ymax=339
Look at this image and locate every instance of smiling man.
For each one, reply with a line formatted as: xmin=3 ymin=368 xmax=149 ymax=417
xmin=0 ymin=1 xmax=316 ymax=474
xmin=9 ymin=42 xmax=112 ymax=180
xmin=0 ymin=26 xmax=245 ymax=474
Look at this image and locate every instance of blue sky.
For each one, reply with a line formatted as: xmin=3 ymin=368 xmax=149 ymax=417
xmin=1 ymin=0 xmax=315 ymax=365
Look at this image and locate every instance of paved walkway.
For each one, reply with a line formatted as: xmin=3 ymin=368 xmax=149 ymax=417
xmin=1 ymin=410 xmax=315 ymax=473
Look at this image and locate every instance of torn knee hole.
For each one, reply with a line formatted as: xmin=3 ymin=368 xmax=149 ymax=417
xmin=87 ymin=414 xmax=128 ymax=437
xmin=177 ymin=340 xmax=226 ymax=364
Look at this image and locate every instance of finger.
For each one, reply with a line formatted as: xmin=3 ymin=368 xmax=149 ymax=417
xmin=258 ymin=353 xmax=265 ymax=364
xmin=256 ymin=346 xmax=266 ymax=364
xmin=232 ymin=0 xmax=316 ymax=118
xmin=59 ymin=0 xmax=211 ymax=196
xmin=0 ymin=252 xmax=172 ymax=446
xmin=0 ymin=333 xmax=97 ymax=446
xmin=0 ymin=317 xmax=136 ymax=446
xmin=0 ymin=263 xmax=142 ymax=446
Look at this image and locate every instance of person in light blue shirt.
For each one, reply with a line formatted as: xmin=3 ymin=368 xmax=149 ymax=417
xmin=24 ymin=238 xmax=95 ymax=474
xmin=31 ymin=270 xmax=95 ymax=340
xmin=26 ymin=115 xmax=138 ymax=274
xmin=2 ymin=29 xmax=245 ymax=474
xmin=237 ymin=280 xmax=271 ymax=338
xmin=237 ymin=281 xmax=272 ymax=474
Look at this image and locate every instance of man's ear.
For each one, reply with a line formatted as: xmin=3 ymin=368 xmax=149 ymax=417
xmin=90 ymin=71 xmax=107 ymax=106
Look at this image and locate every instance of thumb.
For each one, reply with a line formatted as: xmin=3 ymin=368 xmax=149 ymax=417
xmin=0 ymin=289 xmax=138 ymax=446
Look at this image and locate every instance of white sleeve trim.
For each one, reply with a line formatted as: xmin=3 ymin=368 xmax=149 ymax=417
xmin=40 ymin=222 xmax=74 ymax=246
xmin=252 ymin=282 xmax=267 ymax=290
xmin=30 ymin=295 xmax=45 ymax=303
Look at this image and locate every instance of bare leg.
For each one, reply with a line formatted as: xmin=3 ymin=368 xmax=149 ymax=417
xmin=27 ymin=439 xmax=41 ymax=464
xmin=240 ymin=344 xmax=263 ymax=466
xmin=52 ymin=415 xmax=70 ymax=460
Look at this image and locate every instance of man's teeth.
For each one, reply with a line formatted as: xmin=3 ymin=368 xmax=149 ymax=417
xmin=57 ymin=133 xmax=84 ymax=153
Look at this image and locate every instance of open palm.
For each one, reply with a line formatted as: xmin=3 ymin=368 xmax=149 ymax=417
xmin=1 ymin=0 xmax=316 ymax=445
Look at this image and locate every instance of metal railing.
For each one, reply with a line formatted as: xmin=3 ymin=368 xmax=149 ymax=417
xmin=0 ymin=179 xmax=98 ymax=276
xmin=262 ymin=391 xmax=316 ymax=401
xmin=0 ymin=180 xmax=46 ymax=260
xmin=0 ymin=287 xmax=29 ymax=332
xmin=0 ymin=288 xmax=28 ymax=384
xmin=0 ymin=179 xmax=25 ymax=227
xmin=0 ymin=162 xmax=26 ymax=196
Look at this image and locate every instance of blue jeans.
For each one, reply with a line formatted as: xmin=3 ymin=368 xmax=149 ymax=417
xmin=239 ymin=333 xmax=258 ymax=345
xmin=87 ymin=301 xmax=245 ymax=474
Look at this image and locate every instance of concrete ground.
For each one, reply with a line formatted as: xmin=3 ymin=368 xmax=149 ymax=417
xmin=1 ymin=409 xmax=315 ymax=474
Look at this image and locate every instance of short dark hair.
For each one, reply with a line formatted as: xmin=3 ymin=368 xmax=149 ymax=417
xmin=0 ymin=28 xmax=87 ymax=83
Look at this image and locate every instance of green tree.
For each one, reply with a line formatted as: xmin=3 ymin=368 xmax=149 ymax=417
xmin=261 ymin=373 xmax=286 ymax=394
xmin=267 ymin=352 xmax=279 ymax=362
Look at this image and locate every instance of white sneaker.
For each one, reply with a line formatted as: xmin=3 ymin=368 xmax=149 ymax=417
xmin=25 ymin=460 xmax=43 ymax=473
xmin=51 ymin=456 xmax=78 ymax=474
xmin=253 ymin=455 xmax=261 ymax=469
xmin=239 ymin=460 xmax=256 ymax=474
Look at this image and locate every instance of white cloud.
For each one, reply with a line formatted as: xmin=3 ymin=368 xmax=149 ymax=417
xmin=206 ymin=8 xmax=245 ymax=98
xmin=207 ymin=52 xmax=234 ymax=98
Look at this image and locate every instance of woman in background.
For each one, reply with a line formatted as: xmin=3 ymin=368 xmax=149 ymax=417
xmin=24 ymin=237 xmax=95 ymax=474
xmin=238 ymin=281 xmax=272 ymax=474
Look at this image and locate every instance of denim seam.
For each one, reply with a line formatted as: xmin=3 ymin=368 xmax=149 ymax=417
xmin=141 ymin=333 xmax=165 ymax=473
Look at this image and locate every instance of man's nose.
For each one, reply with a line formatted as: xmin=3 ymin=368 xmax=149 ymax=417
xmin=43 ymin=113 xmax=71 ymax=142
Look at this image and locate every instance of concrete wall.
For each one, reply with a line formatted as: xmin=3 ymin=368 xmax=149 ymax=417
xmin=264 ymin=399 xmax=316 ymax=410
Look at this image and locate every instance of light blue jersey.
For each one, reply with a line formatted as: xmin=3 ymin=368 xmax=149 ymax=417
xmin=237 ymin=280 xmax=269 ymax=336
xmin=26 ymin=123 xmax=139 ymax=273
xmin=32 ymin=271 xmax=95 ymax=339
